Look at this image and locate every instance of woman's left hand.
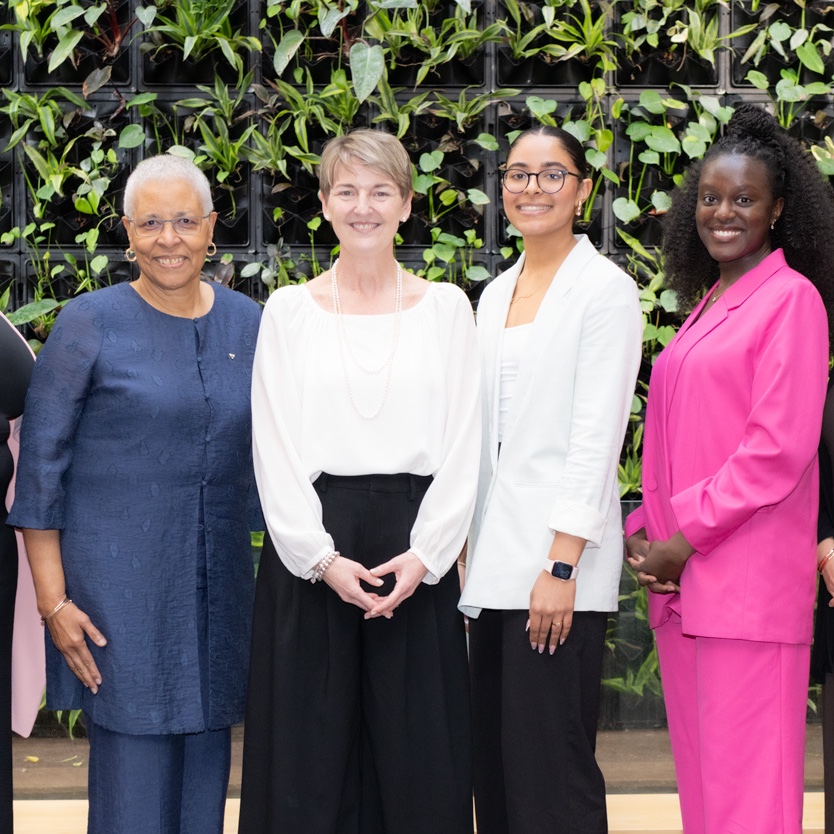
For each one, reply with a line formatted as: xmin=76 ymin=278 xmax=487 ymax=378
xmin=528 ymin=572 xmax=575 ymax=655
xmin=637 ymin=531 xmax=695 ymax=586
xmin=365 ymin=551 xmax=428 ymax=619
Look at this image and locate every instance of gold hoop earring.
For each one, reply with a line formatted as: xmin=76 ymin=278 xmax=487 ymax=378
xmin=575 ymin=203 xmax=584 ymax=217
xmin=125 ymin=248 xmax=137 ymax=262
xmin=206 ymin=242 xmax=217 ymax=257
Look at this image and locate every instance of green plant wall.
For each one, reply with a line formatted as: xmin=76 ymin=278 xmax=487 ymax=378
xmin=4 ymin=0 xmax=834 ymax=731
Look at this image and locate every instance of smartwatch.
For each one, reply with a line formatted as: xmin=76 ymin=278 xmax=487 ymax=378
xmin=544 ymin=559 xmax=579 ymax=581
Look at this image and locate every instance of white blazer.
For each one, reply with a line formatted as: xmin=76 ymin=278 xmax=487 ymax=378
xmin=459 ymin=236 xmax=643 ymax=618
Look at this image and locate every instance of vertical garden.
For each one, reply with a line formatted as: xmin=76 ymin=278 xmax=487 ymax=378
xmin=3 ymin=0 xmax=834 ymax=728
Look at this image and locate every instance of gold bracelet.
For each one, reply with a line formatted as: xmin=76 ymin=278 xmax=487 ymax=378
xmin=457 ymin=560 xmax=467 ymax=568
xmin=41 ymin=596 xmax=72 ymax=626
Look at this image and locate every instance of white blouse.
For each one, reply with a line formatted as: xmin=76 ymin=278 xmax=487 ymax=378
xmin=498 ymin=323 xmax=531 ymax=443
xmin=252 ymin=280 xmax=481 ymax=583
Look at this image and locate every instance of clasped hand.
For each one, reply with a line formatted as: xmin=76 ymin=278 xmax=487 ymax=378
xmin=323 ymin=551 xmax=428 ymax=619
xmin=626 ymin=529 xmax=693 ymax=593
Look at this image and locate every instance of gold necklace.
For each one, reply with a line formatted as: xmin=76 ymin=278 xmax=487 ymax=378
xmin=510 ymin=277 xmax=547 ymax=305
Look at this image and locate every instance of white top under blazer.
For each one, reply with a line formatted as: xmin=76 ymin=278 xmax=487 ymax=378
xmin=251 ymin=280 xmax=481 ymax=584
xmin=460 ymin=235 xmax=643 ymax=617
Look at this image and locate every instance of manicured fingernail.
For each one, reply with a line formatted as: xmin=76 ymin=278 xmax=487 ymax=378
xmin=525 ymin=619 xmax=530 ymax=632
xmin=537 ymin=643 xmax=544 ymax=654
xmin=549 ymin=645 xmax=556 ymax=656
xmin=530 ymin=641 xmax=536 ymax=650
xmin=560 ymin=637 xmax=566 ymax=646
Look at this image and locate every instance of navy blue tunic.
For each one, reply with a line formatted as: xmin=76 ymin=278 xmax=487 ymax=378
xmin=8 ymin=282 xmax=261 ymax=735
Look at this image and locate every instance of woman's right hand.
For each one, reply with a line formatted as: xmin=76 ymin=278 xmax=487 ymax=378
xmin=46 ymin=602 xmax=107 ymax=694
xmin=625 ymin=528 xmax=679 ymax=595
xmin=323 ymin=556 xmax=391 ymax=617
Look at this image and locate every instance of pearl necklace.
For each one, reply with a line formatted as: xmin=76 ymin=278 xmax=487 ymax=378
xmin=331 ymin=258 xmax=403 ymax=421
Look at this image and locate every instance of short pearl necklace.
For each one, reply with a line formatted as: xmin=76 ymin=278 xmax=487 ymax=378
xmin=331 ymin=257 xmax=403 ymax=420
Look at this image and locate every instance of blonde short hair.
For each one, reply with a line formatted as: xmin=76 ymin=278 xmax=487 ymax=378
xmin=319 ymin=130 xmax=412 ymax=199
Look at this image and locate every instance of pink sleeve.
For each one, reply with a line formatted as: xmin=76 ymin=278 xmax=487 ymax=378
xmin=624 ymin=503 xmax=646 ymax=539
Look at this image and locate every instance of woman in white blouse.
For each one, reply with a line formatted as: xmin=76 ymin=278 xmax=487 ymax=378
xmin=238 ymin=129 xmax=481 ymax=834
xmin=459 ymin=125 xmax=642 ymax=833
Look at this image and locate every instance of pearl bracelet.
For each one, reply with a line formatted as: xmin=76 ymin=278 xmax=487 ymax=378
xmin=311 ymin=551 xmax=339 ymax=583
xmin=41 ymin=596 xmax=72 ymax=626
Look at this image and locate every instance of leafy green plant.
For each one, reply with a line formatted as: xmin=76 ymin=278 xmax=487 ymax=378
xmin=365 ymin=1 xmax=504 ymax=86
xmin=369 ymin=75 xmax=433 ymax=138
xmin=603 ymin=565 xmax=662 ymax=699
xmin=428 ymin=86 xmax=521 ymax=134
xmin=665 ymin=2 xmax=757 ymax=69
xmin=143 ymin=0 xmax=261 ymax=72
xmin=2 ymin=0 xmax=154 ymax=86
xmin=417 ymin=227 xmax=491 ymax=286
xmin=412 ymin=147 xmax=490 ymax=230
xmin=612 ymin=89 xmax=730 ymax=226
xmin=251 ymin=67 xmax=362 ymax=175
xmin=745 ymin=66 xmax=834 ymax=129
xmin=546 ymin=0 xmax=618 ymax=74
xmin=739 ymin=2 xmax=834 ymax=77
xmin=240 ymin=239 xmax=305 ymax=292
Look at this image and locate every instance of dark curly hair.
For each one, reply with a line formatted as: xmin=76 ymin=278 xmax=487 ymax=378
xmin=661 ymin=103 xmax=834 ymax=333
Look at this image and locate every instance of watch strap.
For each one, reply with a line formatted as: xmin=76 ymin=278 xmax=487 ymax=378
xmin=544 ymin=559 xmax=579 ymax=580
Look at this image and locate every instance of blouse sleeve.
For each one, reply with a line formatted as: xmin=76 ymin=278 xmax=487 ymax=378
xmin=251 ymin=291 xmax=335 ymax=578
xmin=408 ymin=287 xmax=481 ymax=583
xmin=670 ymin=278 xmax=829 ymax=554
xmin=547 ymin=273 xmax=643 ymax=545
xmin=7 ymin=299 xmax=103 ymax=531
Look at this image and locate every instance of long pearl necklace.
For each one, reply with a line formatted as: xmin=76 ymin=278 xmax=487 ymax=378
xmin=331 ymin=257 xmax=403 ymax=420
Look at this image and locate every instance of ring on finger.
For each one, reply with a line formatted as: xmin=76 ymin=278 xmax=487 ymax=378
xmin=553 ymin=622 xmax=561 ymax=628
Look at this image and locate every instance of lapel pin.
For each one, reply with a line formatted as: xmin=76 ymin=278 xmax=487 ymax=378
xmin=228 ymin=353 xmax=235 ymax=360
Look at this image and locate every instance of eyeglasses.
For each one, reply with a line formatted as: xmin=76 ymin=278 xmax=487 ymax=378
xmin=128 ymin=214 xmax=211 ymax=238
xmin=500 ymin=168 xmax=583 ymax=194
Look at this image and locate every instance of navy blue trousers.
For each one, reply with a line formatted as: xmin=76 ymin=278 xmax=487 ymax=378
xmin=85 ymin=718 xmax=231 ymax=834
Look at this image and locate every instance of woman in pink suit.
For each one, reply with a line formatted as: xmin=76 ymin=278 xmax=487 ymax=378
xmin=626 ymin=103 xmax=834 ymax=833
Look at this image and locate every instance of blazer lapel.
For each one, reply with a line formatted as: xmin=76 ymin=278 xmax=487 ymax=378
xmin=501 ymin=236 xmax=597 ymax=447
xmin=657 ymin=249 xmax=789 ymax=488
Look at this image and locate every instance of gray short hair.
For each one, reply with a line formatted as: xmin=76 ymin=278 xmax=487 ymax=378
xmin=123 ymin=154 xmax=213 ymax=217
xmin=319 ymin=130 xmax=412 ymax=200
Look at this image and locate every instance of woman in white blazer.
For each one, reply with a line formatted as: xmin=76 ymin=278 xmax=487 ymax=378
xmin=459 ymin=125 xmax=642 ymax=833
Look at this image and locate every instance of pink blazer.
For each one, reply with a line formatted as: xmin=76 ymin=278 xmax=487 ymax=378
xmin=2 ymin=314 xmax=45 ymax=736
xmin=626 ymin=250 xmax=829 ymax=645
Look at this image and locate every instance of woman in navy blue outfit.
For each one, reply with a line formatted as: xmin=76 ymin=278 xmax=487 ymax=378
xmin=8 ymin=155 xmax=261 ymax=834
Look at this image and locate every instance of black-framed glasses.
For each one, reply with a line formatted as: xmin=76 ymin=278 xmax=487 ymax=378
xmin=128 ymin=214 xmax=211 ymax=238
xmin=500 ymin=168 xmax=583 ymax=194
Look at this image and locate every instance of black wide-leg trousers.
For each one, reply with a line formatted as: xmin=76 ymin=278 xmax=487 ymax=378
xmin=239 ymin=473 xmax=473 ymax=834
xmin=468 ymin=608 xmax=609 ymax=834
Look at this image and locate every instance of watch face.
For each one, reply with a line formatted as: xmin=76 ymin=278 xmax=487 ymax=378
xmin=550 ymin=562 xmax=574 ymax=580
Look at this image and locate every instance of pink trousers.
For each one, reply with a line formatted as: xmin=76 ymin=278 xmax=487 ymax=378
xmin=655 ymin=614 xmax=809 ymax=834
